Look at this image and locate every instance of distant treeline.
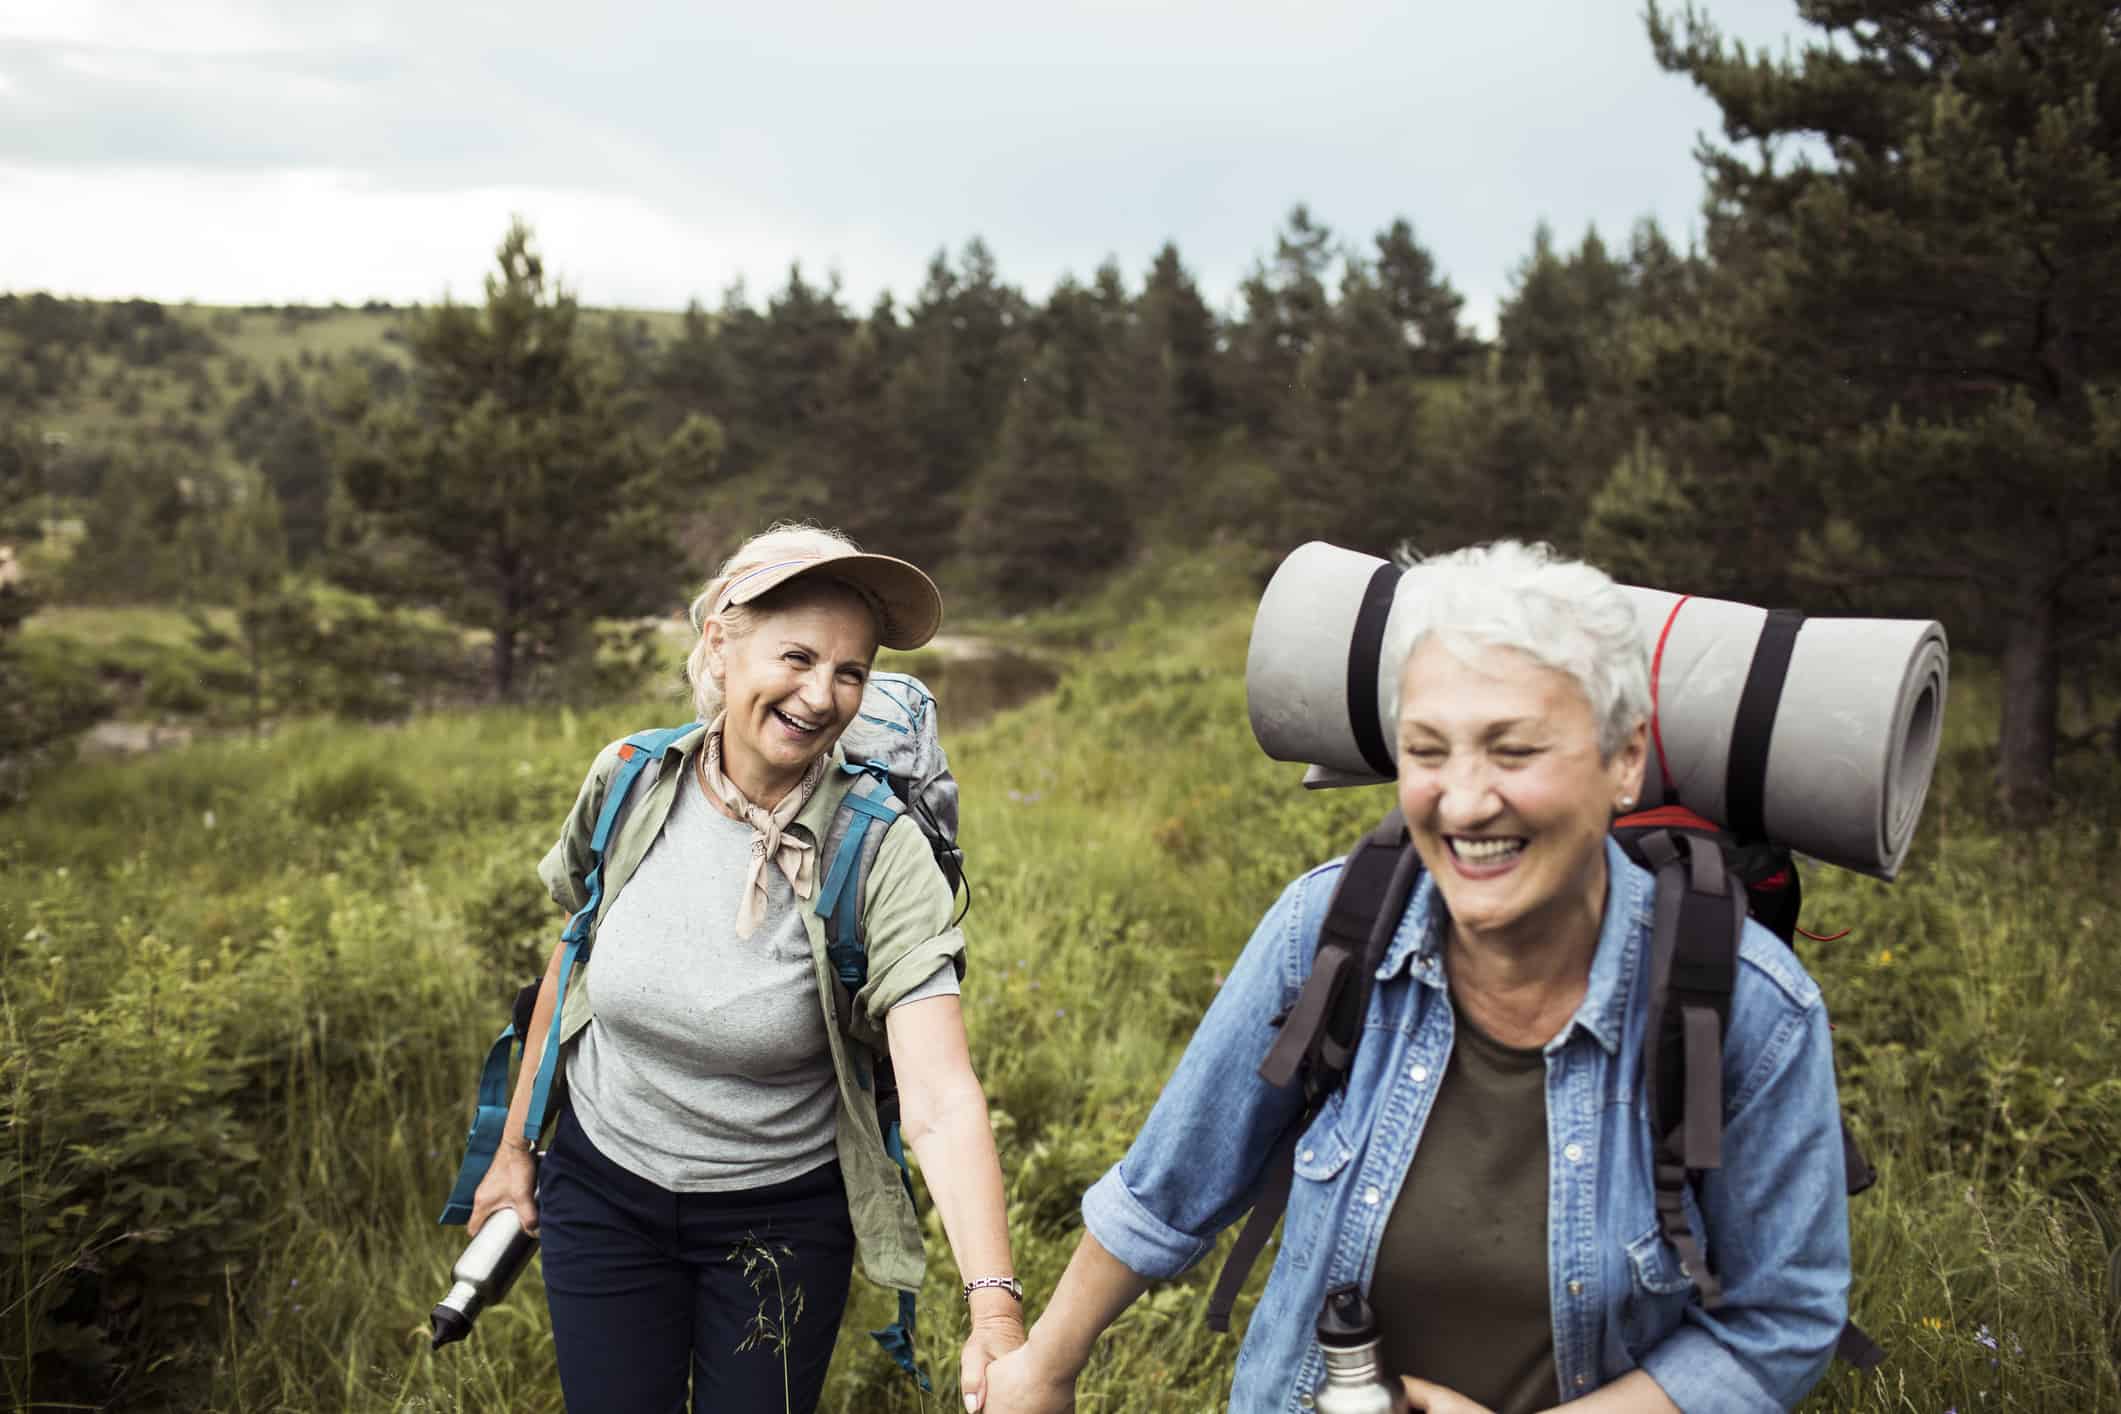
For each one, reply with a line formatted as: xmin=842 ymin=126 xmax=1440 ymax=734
xmin=4 ymin=0 xmax=2120 ymax=819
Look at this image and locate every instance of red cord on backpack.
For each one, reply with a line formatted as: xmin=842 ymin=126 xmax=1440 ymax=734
xmin=1797 ymin=924 xmax=1852 ymax=943
xmin=1650 ymin=595 xmax=1691 ymax=801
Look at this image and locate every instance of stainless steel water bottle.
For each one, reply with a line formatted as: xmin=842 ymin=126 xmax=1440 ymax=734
xmin=1311 ymin=1283 xmax=1408 ymax=1414
xmin=430 ymin=1205 xmax=539 ymax=1350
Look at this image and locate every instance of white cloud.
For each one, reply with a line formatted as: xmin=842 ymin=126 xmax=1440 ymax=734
xmin=0 ymin=163 xmax=887 ymax=311
xmin=0 ymin=0 xmax=1817 ymax=330
xmin=0 ymin=0 xmax=373 ymax=53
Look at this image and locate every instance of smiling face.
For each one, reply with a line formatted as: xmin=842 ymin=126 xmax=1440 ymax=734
xmin=704 ymin=583 xmax=879 ymax=803
xmin=1394 ymin=635 xmax=1647 ymax=956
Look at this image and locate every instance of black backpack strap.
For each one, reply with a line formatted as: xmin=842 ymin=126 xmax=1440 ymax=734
xmin=1726 ymin=609 xmax=1803 ymax=845
xmin=1206 ymin=808 xmax=1421 ymax=1332
xmin=1837 ymin=1319 xmax=1887 ymax=1371
xmin=1639 ymin=828 xmax=1743 ymax=1311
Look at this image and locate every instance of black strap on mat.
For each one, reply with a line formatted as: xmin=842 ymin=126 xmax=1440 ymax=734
xmin=1344 ymin=562 xmax=1403 ymax=779
xmin=1207 ymin=809 xmax=1420 ymax=1332
xmin=1725 ymin=609 xmax=1803 ymax=844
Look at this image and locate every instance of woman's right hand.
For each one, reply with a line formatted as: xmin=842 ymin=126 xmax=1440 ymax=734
xmin=978 ymin=1338 xmax=1077 ymax=1413
xmin=468 ymin=1140 xmax=538 ymax=1236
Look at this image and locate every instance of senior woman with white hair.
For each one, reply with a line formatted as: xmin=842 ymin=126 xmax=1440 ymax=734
xmin=985 ymin=541 xmax=1850 ymax=1413
xmin=469 ymin=524 xmax=1023 ymax=1413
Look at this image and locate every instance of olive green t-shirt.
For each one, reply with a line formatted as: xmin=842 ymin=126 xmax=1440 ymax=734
xmin=1373 ymin=1001 xmax=1558 ymax=1414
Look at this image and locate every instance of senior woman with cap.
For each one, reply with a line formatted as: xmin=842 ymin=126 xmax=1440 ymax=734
xmin=985 ymin=541 xmax=1849 ymax=1413
xmin=468 ymin=523 xmax=1022 ymax=1413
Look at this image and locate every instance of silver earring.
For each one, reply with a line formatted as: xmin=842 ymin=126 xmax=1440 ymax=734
xmin=1618 ymin=795 xmax=1635 ymax=810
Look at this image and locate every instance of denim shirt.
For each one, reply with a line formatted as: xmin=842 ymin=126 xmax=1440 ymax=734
xmin=1083 ymin=839 xmax=1849 ymax=1412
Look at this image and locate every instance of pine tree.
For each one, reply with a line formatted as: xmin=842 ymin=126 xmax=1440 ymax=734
xmin=1371 ymin=219 xmax=1478 ymax=377
xmin=1650 ymin=0 xmax=2121 ymax=820
xmin=334 ymin=220 xmax=721 ymax=698
xmin=956 ymin=345 xmax=1132 ymax=609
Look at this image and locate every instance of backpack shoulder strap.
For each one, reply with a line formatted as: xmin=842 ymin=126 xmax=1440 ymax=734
xmin=1636 ymin=826 xmax=1888 ymax=1368
xmin=811 ymin=762 xmax=931 ymax=1393
xmin=815 ymin=765 xmax=906 ymax=1002
xmin=1638 ymin=827 xmax=1742 ymax=1310
xmin=435 ymin=725 xmax=690 ymax=1226
xmin=1206 ymin=807 xmax=1422 ymax=1332
xmin=520 ymin=728 xmax=690 ymax=1139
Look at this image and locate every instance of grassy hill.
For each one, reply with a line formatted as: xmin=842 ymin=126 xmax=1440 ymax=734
xmin=0 ymin=295 xmax=687 ymax=454
xmin=2 ymin=549 xmax=2115 ymax=1412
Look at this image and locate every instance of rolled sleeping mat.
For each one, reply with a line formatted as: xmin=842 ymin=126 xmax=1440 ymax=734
xmin=1245 ymin=542 xmax=1949 ymax=880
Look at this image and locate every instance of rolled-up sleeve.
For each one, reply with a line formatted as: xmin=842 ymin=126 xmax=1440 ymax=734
xmin=537 ymin=743 xmax=623 ymax=913
xmin=1081 ymin=870 xmax=1323 ymax=1280
xmin=1639 ymin=958 xmax=1850 ymax=1411
xmin=850 ymin=817 xmax=967 ymax=1045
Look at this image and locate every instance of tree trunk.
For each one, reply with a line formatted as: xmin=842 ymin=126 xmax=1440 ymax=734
xmin=491 ymin=543 xmax=526 ymax=700
xmin=1996 ymin=575 xmax=2059 ymax=823
xmin=492 ymin=620 xmax=516 ymax=701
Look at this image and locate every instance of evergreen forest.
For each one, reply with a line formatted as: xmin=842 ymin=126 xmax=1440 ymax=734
xmin=2 ymin=2 xmax=2119 ymax=1410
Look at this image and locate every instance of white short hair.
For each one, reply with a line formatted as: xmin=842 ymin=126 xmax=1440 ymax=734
xmin=1381 ymin=540 xmax=1649 ymax=761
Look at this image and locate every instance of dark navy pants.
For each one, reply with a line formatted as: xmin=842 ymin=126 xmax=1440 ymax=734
xmin=536 ymin=1105 xmax=856 ymax=1414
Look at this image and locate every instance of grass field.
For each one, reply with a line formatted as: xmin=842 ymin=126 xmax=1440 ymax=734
xmin=3 ymin=550 xmax=2117 ymax=1412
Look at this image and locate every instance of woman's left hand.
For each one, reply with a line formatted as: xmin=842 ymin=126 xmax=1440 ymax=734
xmin=960 ymin=1311 xmax=1028 ymax=1412
xmin=1400 ymin=1376 xmax=1495 ymax=1414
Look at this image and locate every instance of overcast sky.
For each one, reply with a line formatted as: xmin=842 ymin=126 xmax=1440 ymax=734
xmin=0 ymin=0 xmax=1809 ymax=333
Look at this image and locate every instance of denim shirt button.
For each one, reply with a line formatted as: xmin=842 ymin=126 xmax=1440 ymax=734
xmin=1563 ymin=1142 xmax=1585 ymax=1162
xmin=1301 ymin=1148 xmax=1314 ymax=1163
xmin=1567 ymin=1279 xmax=1582 ymax=1296
xmin=1299 ymin=1395 xmax=1315 ymax=1409
xmin=1574 ymin=1373 xmax=1589 ymax=1388
xmin=1409 ymin=1064 xmax=1430 ymax=1083
xmin=1363 ymin=1186 xmax=1380 ymax=1206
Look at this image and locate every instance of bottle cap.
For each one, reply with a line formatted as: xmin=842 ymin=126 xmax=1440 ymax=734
xmin=429 ymin=1304 xmax=473 ymax=1351
xmin=1316 ymin=1283 xmax=1379 ymax=1348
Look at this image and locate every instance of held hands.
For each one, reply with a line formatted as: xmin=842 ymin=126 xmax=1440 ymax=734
xmin=959 ymin=1308 xmax=1030 ymax=1412
xmin=978 ymin=1335 xmax=1079 ymax=1413
xmin=467 ymin=1139 xmax=538 ymax=1237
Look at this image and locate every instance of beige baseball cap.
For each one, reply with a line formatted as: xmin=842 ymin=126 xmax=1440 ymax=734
xmin=713 ymin=549 xmax=943 ymax=650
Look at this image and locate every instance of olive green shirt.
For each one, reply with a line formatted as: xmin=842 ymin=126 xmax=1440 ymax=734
xmin=536 ymin=725 xmax=966 ymax=1296
xmin=1373 ymin=1000 xmax=1558 ymax=1414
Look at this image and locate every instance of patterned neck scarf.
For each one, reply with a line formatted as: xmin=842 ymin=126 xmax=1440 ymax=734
xmin=696 ymin=716 xmax=829 ymax=939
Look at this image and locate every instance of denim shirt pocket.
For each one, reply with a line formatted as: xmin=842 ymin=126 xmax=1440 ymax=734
xmin=1291 ymin=1094 xmax=1358 ymax=1183
xmin=1621 ymin=1224 xmax=1697 ymax=1356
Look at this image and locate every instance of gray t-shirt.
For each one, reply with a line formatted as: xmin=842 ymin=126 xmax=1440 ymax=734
xmin=565 ymin=765 xmax=957 ymax=1191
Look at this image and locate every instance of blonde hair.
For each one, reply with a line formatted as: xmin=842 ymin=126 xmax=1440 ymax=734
xmin=682 ymin=522 xmax=870 ymax=722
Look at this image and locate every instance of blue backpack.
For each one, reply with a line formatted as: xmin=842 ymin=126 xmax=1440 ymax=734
xmin=435 ymin=671 xmax=964 ymax=1385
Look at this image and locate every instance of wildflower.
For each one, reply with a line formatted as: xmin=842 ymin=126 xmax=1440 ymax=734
xmin=1974 ymin=1324 xmax=1997 ymax=1351
xmin=1055 ymin=1009 xmax=1066 ymax=1019
xmin=1920 ymin=1316 xmax=1945 ymax=1332
xmin=1874 ymin=948 xmax=1894 ymax=966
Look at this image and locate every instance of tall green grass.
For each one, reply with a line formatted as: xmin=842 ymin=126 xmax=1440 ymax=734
xmin=3 ymin=553 xmax=2116 ymax=1411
